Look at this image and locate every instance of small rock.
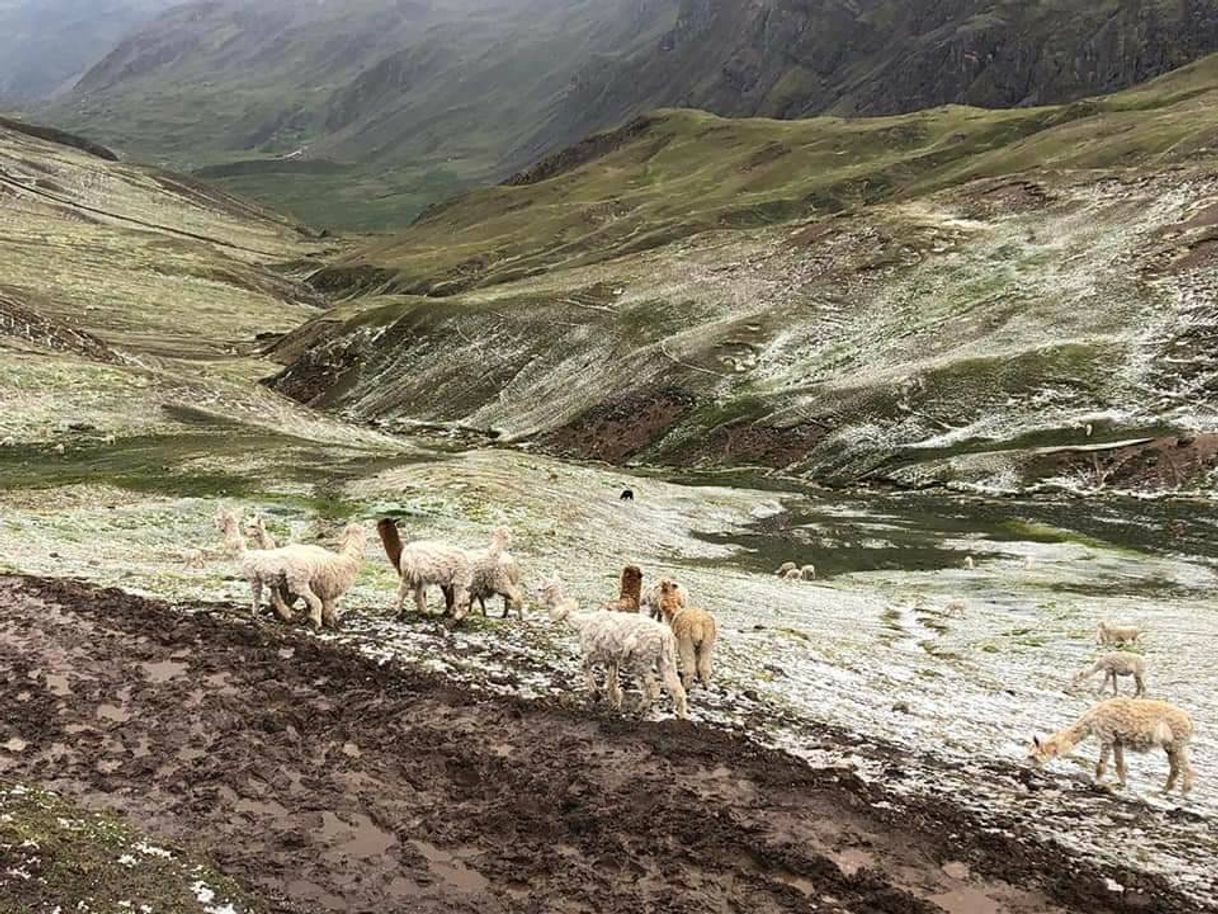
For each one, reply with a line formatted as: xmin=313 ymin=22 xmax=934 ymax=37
xmin=942 ymin=861 xmax=970 ymax=881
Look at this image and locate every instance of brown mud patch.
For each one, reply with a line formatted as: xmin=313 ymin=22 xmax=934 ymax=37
xmin=1033 ymin=434 xmax=1218 ymax=492
xmin=537 ymin=387 xmax=696 ymax=463
xmin=0 ymin=576 xmax=1204 ymax=913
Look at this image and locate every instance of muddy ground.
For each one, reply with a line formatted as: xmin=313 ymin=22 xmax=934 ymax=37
xmin=0 ymin=576 xmax=1205 ymax=913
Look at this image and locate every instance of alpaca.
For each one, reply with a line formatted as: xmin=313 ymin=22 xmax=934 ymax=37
xmin=218 ymin=512 xmax=365 ymax=629
xmin=537 ymin=578 xmax=687 ymax=719
xmin=963 ymin=555 xmax=976 ymax=570
xmin=1073 ymin=652 xmax=1146 ymax=697
xmin=377 ymin=518 xmax=473 ymax=619
xmin=470 ymin=527 xmax=524 ymax=619
xmin=620 ymin=488 xmax=635 ymax=502
xmin=1096 ymin=620 xmax=1142 ymax=646
xmin=1028 ymin=698 xmax=1194 ymax=794
xmin=245 ymin=514 xmax=278 ymax=549
xmin=782 ymin=568 xmax=801 ymax=580
xmin=643 ymin=577 xmax=687 ymax=621
xmin=775 ymin=562 xmax=797 ymax=577
xmin=182 ymin=548 xmax=206 ymax=570
xmin=657 ymin=579 xmax=717 ymax=689
xmin=601 ymin=565 xmax=642 ymax=612
xmin=799 ymin=564 xmax=816 ymax=581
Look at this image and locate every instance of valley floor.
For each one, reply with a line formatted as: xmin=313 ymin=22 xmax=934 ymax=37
xmin=0 ymin=574 xmax=1202 ymax=914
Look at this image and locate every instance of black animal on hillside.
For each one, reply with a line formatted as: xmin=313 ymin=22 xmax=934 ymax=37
xmin=620 ymin=488 xmax=634 ymax=502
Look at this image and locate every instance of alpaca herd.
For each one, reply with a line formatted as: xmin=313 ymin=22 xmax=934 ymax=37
xmin=1028 ymin=617 xmax=1194 ymax=795
xmin=211 ymin=508 xmax=709 ymax=718
xmin=208 ymin=506 xmax=1196 ymax=795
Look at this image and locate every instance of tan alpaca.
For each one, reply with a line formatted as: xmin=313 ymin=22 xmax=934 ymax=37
xmin=601 ymin=565 xmax=643 ymax=612
xmin=658 ymin=579 xmax=717 ymax=689
xmin=1096 ymin=620 xmax=1142 ymax=646
xmin=1028 ymin=698 xmax=1195 ymax=794
xmin=643 ymin=577 xmax=687 ymax=621
xmin=1073 ymin=652 xmax=1146 ymax=697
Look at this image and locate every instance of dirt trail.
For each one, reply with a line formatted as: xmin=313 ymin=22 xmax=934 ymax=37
xmin=0 ymin=576 xmax=1199 ymax=913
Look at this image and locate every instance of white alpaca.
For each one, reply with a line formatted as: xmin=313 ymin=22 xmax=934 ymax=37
xmin=536 ymin=578 xmax=687 ymax=719
xmin=245 ymin=514 xmax=278 ymax=549
xmin=1073 ymin=652 xmax=1146 ymax=697
xmin=377 ymin=518 xmax=473 ymax=619
xmin=1096 ymin=620 xmax=1142 ymax=646
xmin=469 ymin=528 xmax=524 ymax=619
xmin=218 ymin=512 xmax=366 ymax=629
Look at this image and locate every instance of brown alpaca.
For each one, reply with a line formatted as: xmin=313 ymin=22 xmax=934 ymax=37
xmin=658 ymin=579 xmax=718 ymax=689
xmin=601 ymin=565 xmax=643 ymax=612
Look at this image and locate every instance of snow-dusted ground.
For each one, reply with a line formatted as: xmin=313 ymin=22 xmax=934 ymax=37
xmin=1 ymin=444 xmax=1215 ymax=904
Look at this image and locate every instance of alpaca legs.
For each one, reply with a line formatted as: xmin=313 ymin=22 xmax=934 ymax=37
xmin=293 ymin=580 xmax=324 ymax=630
xmin=1095 ymin=743 xmax=1111 ymax=782
xmin=249 ymin=579 xmax=263 ymax=617
xmin=1179 ymin=746 xmax=1195 ymax=794
xmin=1134 ymin=673 xmax=1145 ymax=697
xmin=660 ymin=658 xmax=688 ymax=720
xmin=1113 ymin=744 xmax=1127 ymax=787
xmin=442 ymin=585 xmax=454 ymax=612
xmin=1165 ymin=748 xmax=1180 ymax=793
xmin=413 ymin=584 xmax=428 ymax=615
xmin=695 ymin=643 xmax=713 ymax=686
xmin=583 ymin=656 xmax=599 ymax=698
xmin=321 ymin=598 xmax=339 ymax=630
xmin=1107 ymin=672 xmax=1118 ymax=696
xmin=606 ymin=662 xmax=622 ymax=710
xmin=269 ymin=586 xmax=295 ymax=622
xmin=639 ymin=665 xmax=660 ymax=713
xmin=677 ymin=637 xmax=697 ymax=689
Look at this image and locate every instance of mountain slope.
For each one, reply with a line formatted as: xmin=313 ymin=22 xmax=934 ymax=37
xmin=36 ymin=0 xmax=1218 ymax=228
xmin=40 ymin=0 xmax=679 ymax=229
xmin=267 ymin=57 xmax=1218 ymax=494
xmin=0 ymin=0 xmax=177 ymax=102
xmin=0 ymin=115 xmax=382 ymax=451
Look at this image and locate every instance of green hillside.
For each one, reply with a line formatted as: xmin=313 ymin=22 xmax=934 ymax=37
xmin=268 ymin=57 xmax=1218 ymax=492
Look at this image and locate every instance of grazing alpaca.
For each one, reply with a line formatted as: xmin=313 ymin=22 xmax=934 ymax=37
xmin=782 ymin=568 xmax=801 ymax=580
xmin=218 ymin=512 xmax=365 ymax=629
xmin=1028 ymin=698 xmax=1194 ymax=794
xmin=377 ymin=518 xmax=473 ymax=619
xmin=537 ymin=579 xmax=687 ymax=719
xmin=1096 ymin=620 xmax=1142 ymax=646
xmin=182 ymin=548 xmax=206 ymax=570
xmin=799 ymin=564 xmax=816 ymax=581
xmin=775 ymin=562 xmax=797 ymax=577
xmin=643 ymin=577 xmax=687 ymax=621
xmin=657 ymin=579 xmax=717 ymax=689
xmin=601 ymin=565 xmax=643 ymax=612
xmin=1073 ymin=652 xmax=1146 ymax=697
xmin=963 ymin=555 xmax=976 ymax=570
xmin=470 ymin=527 xmax=524 ymax=619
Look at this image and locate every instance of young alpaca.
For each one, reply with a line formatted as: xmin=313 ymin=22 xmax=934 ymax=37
xmin=775 ymin=562 xmax=797 ymax=577
xmin=1073 ymin=652 xmax=1146 ymax=697
xmin=601 ymin=565 xmax=643 ymax=612
xmin=218 ymin=513 xmax=365 ymax=629
xmin=537 ymin=579 xmax=687 ymax=719
xmin=1096 ymin=620 xmax=1142 ymax=646
xmin=1028 ymin=698 xmax=1194 ymax=794
xmin=377 ymin=518 xmax=473 ymax=619
xmin=469 ymin=527 xmax=524 ymax=619
xmin=643 ymin=577 xmax=687 ymax=621
xmin=799 ymin=564 xmax=816 ymax=581
xmin=657 ymin=579 xmax=718 ymax=689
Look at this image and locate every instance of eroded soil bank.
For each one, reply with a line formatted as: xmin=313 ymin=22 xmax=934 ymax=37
xmin=0 ymin=576 xmax=1204 ymax=913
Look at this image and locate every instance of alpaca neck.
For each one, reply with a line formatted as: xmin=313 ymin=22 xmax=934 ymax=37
xmin=1052 ymin=716 xmax=1094 ymax=755
xmin=222 ymin=522 xmax=247 ymax=556
xmin=377 ymin=519 xmax=403 ymax=570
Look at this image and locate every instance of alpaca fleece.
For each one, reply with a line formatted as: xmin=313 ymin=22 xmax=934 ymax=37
xmin=658 ymin=580 xmax=717 ymax=689
xmin=540 ymin=580 xmax=687 ymax=719
xmin=470 ymin=529 xmax=523 ymax=619
xmin=602 ymin=565 xmax=643 ymax=612
xmin=643 ymin=578 xmax=687 ymax=621
xmin=378 ymin=518 xmax=473 ymax=618
xmin=1073 ymin=652 xmax=1147 ymax=697
xmin=1028 ymin=697 xmax=1194 ymax=794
